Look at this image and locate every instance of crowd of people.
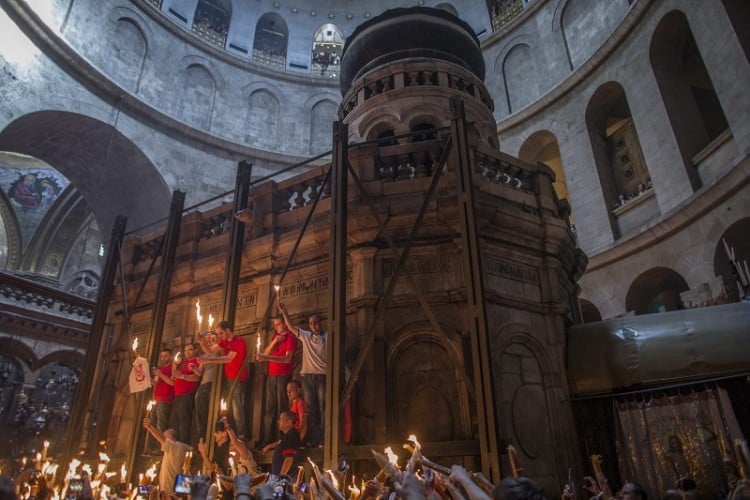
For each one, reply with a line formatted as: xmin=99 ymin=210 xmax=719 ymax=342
xmin=4 ymin=303 xmax=750 ymax=499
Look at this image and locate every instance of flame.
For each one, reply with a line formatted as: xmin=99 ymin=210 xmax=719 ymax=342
xmin=208 ymin=314 xmax=214 ymax=329
xmin=256 ymin=332 xmax=261 ymax=352
xmin=274 ymin=284 xmax=281 ymax=292
xmin=138 ymin=473 xmax=144 ymax=484
xmin=105 ymin=472 xmax=116 ymax=479
xmin=384 ymin=447 xmax=399 ymax=466
xmin=43 ymin=440 xmax=50 ymax=449
xmin=220 ymin=399 xmax=227 ymax=412
xmin=132 ymin=338 xmax=138 ymax=351
xmin=407 ymin=434 xmax=421 ymax=449
xmin=36 ymin=452 xmax=42 ymax=462
xmin=98 ymin=484 xmax=110 ymax=500
xmin=349 ymin=476 xmax=360 ymax=494
xmin=146 ymin=400 xmax=155 ymax=412
xmin=66 ymin=459 xmax=81 ymax=480
xmin=228 ymin=456 xmax=235 ymax=468
xmin=120 ymin=464 xmax=127 ymax=483
xmin=98 ymin=452 xmax=110 ymax=462
xmin=174 ymin=352 xmax=181 ymax=363
xmin=145 ymin=464 xmax=157 ymax=480
xmin=82 ymin=463 xmax=92 ymax=476
xmin=97 ymin=463 xmax=106 ymax=475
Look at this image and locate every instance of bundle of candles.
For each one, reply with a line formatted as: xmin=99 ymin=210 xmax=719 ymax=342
xmin=9 ymin=447 xmax=159 ymax=500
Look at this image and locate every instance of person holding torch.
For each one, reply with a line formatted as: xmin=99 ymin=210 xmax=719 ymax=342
xmin=197 ymin=321 xmax=248 ymax=439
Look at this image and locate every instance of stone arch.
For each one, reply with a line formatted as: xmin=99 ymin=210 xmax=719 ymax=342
xmin=106 ymin=17 xmax=148 ymax=93
xmin=179 ymin=63 xmax=216 ymax=130
xmin=0 ymin=336 xmax=37 ymax=371
xmin=35 ymin=349 xmax=84 ymax=373
xmin=386 ymin=324 xmax=470 ymax=442
xmin=650 ymin=9 xmax=726 ymax=192
xmin=0 ymin=351 xmax=25 ymax=424
xmin=578 ymin=298 xmax=602 ymax=323
xmin=360 ymin=113 xmax=401 ymax=144
xmin=491 ymin=329 xmax=558 ymax=470
xmin=59 ymin=213 xmax=102 ymax=298
xmin=518 ymin=131 xmax=571 ymax=216
xmin=585 ymin=81 xmax=656 ymax=240
xmin=560 ymin=0 xmax=613 ymax=69
xmin=713 ymin=217 xmax=750 ymax=301
xmin=502 ymin=43 xmax=539 ymax=113
xmin=245 ymin=89 xmax=281 ymax=150
xmin=0 ymin=111 xmax=170 ymax=238
xmin=308 ymin=98 xmax=338 ymax=154
xmin=0 ymin=186 xmax=22 ymax=269
xmin=192 ymin=0 xmax=231 ymax=49
xmin=253 ymin=12 xmax=288 ymax=70
xmin=625 ymin=267 xmax=690 ymax=315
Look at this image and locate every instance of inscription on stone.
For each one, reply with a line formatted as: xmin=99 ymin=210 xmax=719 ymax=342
xmin=279 ymin=270 xmax=352 ymax=299
xmin=383 ymin=255 xmax=451 ymax=277
xmin=483 ymin=256 xmax=538 ymax=284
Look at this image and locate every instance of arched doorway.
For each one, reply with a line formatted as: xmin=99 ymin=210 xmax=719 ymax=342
xmin=191 ymin=0 xmax=231 ymax=48
xmin=253 ymin=13 xmax=288 ymax=70
xmin=518 ymin=131 xmax=573 ymax=223
xmin=625 ymin=267 xmax=690 ymax=315
xmin=312 ymin=24 xmax=344 ymax=78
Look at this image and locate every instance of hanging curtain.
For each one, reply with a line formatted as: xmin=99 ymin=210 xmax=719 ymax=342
xmin=614 ymin=387 xmax=739 ymax=499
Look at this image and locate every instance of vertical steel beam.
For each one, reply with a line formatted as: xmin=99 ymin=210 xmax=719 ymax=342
xmin=450 ymin=96 xmax=501 ymax=481
xmin=324 ymin=121 xmax=348 ymax=469
xmin=127 ymin=189 xmax=186 ymax=478
xmin=207 ymin=161 xmax=252 ymax=455
xmin=63 ymin=215 xmax=127 ymax=460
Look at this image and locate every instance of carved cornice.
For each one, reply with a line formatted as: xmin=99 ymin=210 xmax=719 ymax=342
xmin=0 ymin=270 xmax=95 ymax=325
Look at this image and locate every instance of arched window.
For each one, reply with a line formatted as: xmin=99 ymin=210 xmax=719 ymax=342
xmin=253 ymin=13 xmax=288 ymax=70
xmin=625 ymin=267 xmax=690 ymax=315
xmin=312 ymin=24 xmax=344 ymax=78
xmin=191 ymin=0 xmax=231 ymax=49
xmin=578 ymin=299 xmax=602 ymax=323
xmin=650 ymin=10 xmax=726 ymax=188
xmin=713 ymin=217 xmax=750 ymax=302
xmin=410 ymin=123 xmax=437 ymax=143
xmin=518 ymin=131 xmax=572 ymax=222
xmin=586 ymin=82 xmax=657 ymax=239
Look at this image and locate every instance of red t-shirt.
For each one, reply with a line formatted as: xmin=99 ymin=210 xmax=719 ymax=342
xmin=153 ymin=364 xmax=173 ymax=403
xmin=289 ymin=398 xmax=308 ymax=431
xmin=173 ymin=358 xmax=200 ymax=396
xmin=219 ymin=335 xmax=248 ymax=382
xmin=268 ymin=332 xmax=296 ymax=376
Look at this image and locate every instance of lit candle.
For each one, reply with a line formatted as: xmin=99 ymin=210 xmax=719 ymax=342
xmin=97 ymin=463 xmax=106 ymax=478
xmin=220 ymin=398 xmax=228 ymax=416
xmin=36 ymin=452 xmax=42 ymax=464
xmin=145 ymin=400 xmax=155 ymax=418
xmin=120 ymin=464 xmax=127 ymax=483
xmin=228 ymin=456 xmax=236 ymax=477
xmin=385 ymin=447 xmax=399 ymax=467
xmin=174 ymin=351 xmax=181 ymax=364
xmin=132 ymin=338 xmax=139 ymax=357
xmin=42 ymin=440 xmax=50 ymax=462
xmin=274 ymin=284 xmax=281 ymax=305
xmin=183 ymin=451 xmax=192 ymax=474
xmin=208 ymin=314 xmax=215 ymax=330
xmin=195 ymin=300 xmax=203 ymax=331
xmin=138 ymin=473 xmax=144 ymax=485
xmin=348 ymin=476 xmax=360 ymax=500
xmin=256 ymin=332 xmax=262 ymax=354
xmin=295 ymin=466 xmax=304 ymax=488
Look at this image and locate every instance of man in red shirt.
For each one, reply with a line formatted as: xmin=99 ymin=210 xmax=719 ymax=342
xmin=148 ymin=347 xmax=174 ymax=454
xmin=256 ymin=317 xmax=296 ymax=444
xmin=286 ymin=380 xmax=308 ymax=443
xmin=169 ymin=342 xmax=200 ymax=442
xmin=198 ymin=320 xmax=248 ymax=438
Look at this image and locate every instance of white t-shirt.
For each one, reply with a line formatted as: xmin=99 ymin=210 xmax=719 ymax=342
xmin=298 ymin=329 xmax=327 ymax=374
xmin=160 ymin=438 xmax=191 ymax=494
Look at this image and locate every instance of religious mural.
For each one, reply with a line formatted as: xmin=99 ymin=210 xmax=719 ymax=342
xmin=0 ymin=153 xmax=70 ymax=250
